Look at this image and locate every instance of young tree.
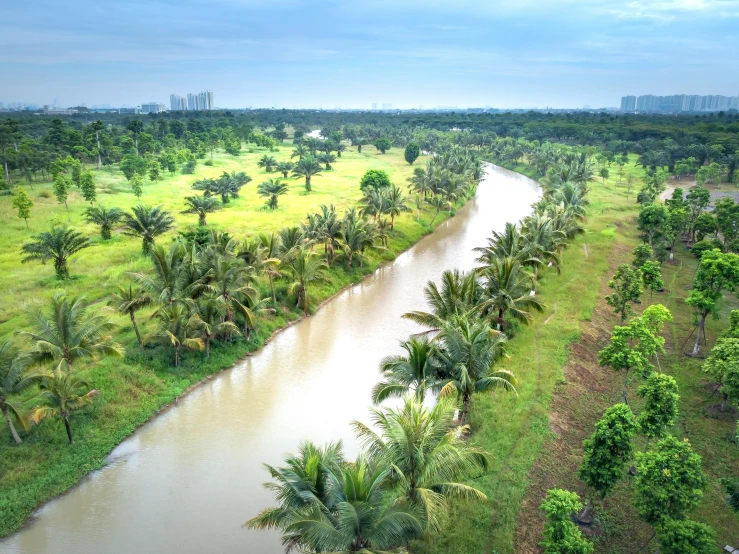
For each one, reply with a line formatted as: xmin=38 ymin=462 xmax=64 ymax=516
xmin=21 ymin=226 xmax=91 ymax=279
xmin=130 ymin=172 xmax=144 ymax=199
xmin=383 ymin=185 xmax=411 ymax=229
xmin=702 ymin=338 xmax=739 ymax=412
xmin=404 ymin=141 xmax=420 ymax=165
xmin=540 ymin=489 xmax=594 ymax=554
xmin=599 ymin=167 xmax=609 ymax=185
xmin=686 ymin=249 xmax=739 ymax=356
xmin=634 ymin=435 xmax=706 ymax=525
xmin=373 ymin=137 xmax=392 ymax=154
xmin=0 ymin=340 xmax=43 ymax=444
xmin=638 ymin=373 xmax=679 ymax=445
xmin=284 ymin=247 xmax=328 ymax=314
xmin=275 ymin=161 xmax=293 ymax=178
xmin=79 ymin=170 xmax=96 ymax=205
xmin=632 ymin=243 xmax=653 ymax=269
xmin=291 ymin=155 xmax=322 ymax=192
xmin=640 ymin=260 xmax=665 ymax=296
xmin=359 ymin=169 xmax=392 ymax=193
xmin=257 ymin=178 xmax=289 ymax=210
xmin=109 ymin=284 xmax=152 ymax=348
xmin=637 ymin=203 xmax=669 ymax=249
xmin=30 ymin=362 xmax=99 ymax=444
xmin=181 ymin=195 xmax=219 ymax=226
xmin=578 ymin=404 xmax=637 ymax=520
xmin=686 ymin=185 xmax=711 ymax=243
xmin=122 ymin=205 xmax=175 ymax=254
xmin=53 ymin=174 xmax=70 ymax=210
xmin=11 ymin=185 xmax=33 ymax=228
xmin=148 ymin=160 xmax=161 ymax=182
xmin=84 ymin=205 xmax=124 ymax=240
xmin=658 ymin=518 xmax=715 ymax=554
xmin=605 ymin=264 xmax=643 ymax=323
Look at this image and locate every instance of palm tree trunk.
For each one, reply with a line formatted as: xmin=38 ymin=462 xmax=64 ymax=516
xmin=63 ymin=413 xmax=74 ymax=444
xmin=2 ymin=406 xmax=22 ymax=444
xmin=130 ymin=312 xmax=143 ymax=348
xmin=460 ymin=394 xmax=471 ymax=423
xmin=205 ymin=336 xmax=211 ymax=357
xmin=268 ymin=274 xmax=276 ymax=304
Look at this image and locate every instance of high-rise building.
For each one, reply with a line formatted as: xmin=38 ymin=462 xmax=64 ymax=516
xmin=170 ymin=94 xmax=187 ymax=111
xmin=141 ymin=102 xmax=165 ymax=114
xmin=381 ymin=102 xmax=392 ymax=110
xmin=620 ymin=96 xmax=637 ymax=111
xmin=371 ymin=103 xmax=378 ymax=110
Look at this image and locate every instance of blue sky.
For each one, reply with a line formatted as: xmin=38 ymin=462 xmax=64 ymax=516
xmin=2 ymin=0 xmax=739 ymax=108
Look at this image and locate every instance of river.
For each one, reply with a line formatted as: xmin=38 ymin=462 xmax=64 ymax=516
xmin=2 ymin=164 xmax=541 ymax=554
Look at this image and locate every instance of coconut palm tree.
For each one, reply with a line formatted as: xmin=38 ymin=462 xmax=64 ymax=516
xmin=21 ymin=225 xmax=91 ymax=280
xmin=352 ymin=396 xmax=491 ymax=533
xmin=257 ymin=178 xmax=289 ymax=210
xmin=129 ymin=242 xmax=188 ymax=305
xmin=435 ymin=317 xmax=516 ymax=423
xmin=122 ymin=205 xmax=175 ymax=254
xmin=246 ymin=447 xmax=424 ymax=553
xmin=30 ymin=361 xmax=99 ymax=444
xmin=291 ymin=144 xmax=308 ymax=160
xmin=478 ymin=257 xmax=544 ymax=329
xmin=257 ymin=155 xmax=277 ymax=172
xmin=20 ymin=294 xmax=124 ymax=370
xmin=284 ymin=248 xmax=328 ymax=315
xmin=192 ymin=293 xmax=241 ymax=356
xmin=181 ymin=195 xmax=220 ymax=226
xmin=1 ymin=340 xmax=43 ymax=444
xmin=202 ymin=253 xmax=257 ymax=325
xmin=108 ymin=284 xmax=152 ymax=348
xmin=276 ymin=160 xmax=294 ymax=178
xmin=317 ymin=152 xmax=336 ymax=171
xmin=359 ymin=188 xmax=388 ymax=222
xmin=336 ymin=216 xmax=379 ymax=267
xmin=146 ymin=304 xmax=204 ymax=366
xmin=426 ymin=194 xmax=447 ymax=226
xmin=291 ymin=155 xmax=322 ymax=192
xmin=383 ymin=185 xmax=411 ymax=230
xmin=402 ymin=269 xmax=481 ymax=331
xmin=372 ymin=336 xmax=439 ymax=403
xmin=278 ymin=226 xmax=305 ymax=254
xmin=84 ymin=206 xmax=124 ymax=240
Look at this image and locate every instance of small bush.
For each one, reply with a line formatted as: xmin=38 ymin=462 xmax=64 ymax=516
xmin=38 ymin=190 xmax=52 ymax=198
xmin=204 ymin=160 xmax=213 ymax=166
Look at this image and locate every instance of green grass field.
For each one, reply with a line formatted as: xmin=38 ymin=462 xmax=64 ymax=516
xmin=420 ymin=159 xmax=739 ymax=554
xmin=0 ymin=142 xmax=461 ymax=538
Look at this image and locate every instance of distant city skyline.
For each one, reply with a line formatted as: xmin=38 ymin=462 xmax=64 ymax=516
xmin=2 ymin=1 xmax=738 ymax=109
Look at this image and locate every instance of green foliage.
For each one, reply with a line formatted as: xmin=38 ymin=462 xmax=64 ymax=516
xmin=374 ymin=137 xmax=392 ymax=154
xmin=130 ymin=172 xmax=144 ymax=199
xmin=20 ymin=225 xmax=91 ymax=279
xmin=84 ymin=205 xmax=124 ymax=240
xmin=181 ymin=195 xmax=220 ymax=225
xmin=638 ymin=373 xmax=679 ymax=440
xmin=257 ymin=178 xmax=289 ymax=210
xmin=702 ymin=338 xmax=739 ymax=411
xmin=657 ymin=518 xmax=715 ymax=554
xmin=405 ymin=141 xmax=421 ymax=165
xmin=11 ymin=185 xmax=33 ymax=227
xmin=119 ymin=154 xmax=147 ymax=180
xmin=634 ymin=435 xmax=706 ymax=525
xmin=359 ymin=169 xmax=392 ymax=192
xmin=721 ymin=477 xmax=739 ymax=512
xmin=579 ymin=403 xmax=636 ymax=501
xmin=121 ymin=205 xmax=175 ymax=254
xmin=79 ymin=170 xmax=96 ymax=204
xmin=52 ymin=174 xmax=70 ymax=209
xmin=539 ymin=489 xmax=593 ymax=554
xmin=632 ymin=243 xmax=653 ymax=268
xmin=640 ymin=260 xmax=665 ymax=294
xmin=291 ymin=155 xmax=322 ymax=192
xmin=637 ymin=203 xmax=669 ymax=248
xmin=605 ymin=264 xmax=642 ymax=323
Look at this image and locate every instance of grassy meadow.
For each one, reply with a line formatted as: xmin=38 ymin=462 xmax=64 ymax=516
xmin=0 ymin=141 xmax=457 ymax=537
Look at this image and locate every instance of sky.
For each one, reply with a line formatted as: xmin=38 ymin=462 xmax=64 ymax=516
xmin=2 ymin=0 xmax=739 ymax=109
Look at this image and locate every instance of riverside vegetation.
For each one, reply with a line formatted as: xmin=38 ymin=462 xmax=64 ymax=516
xmin=1 ymin=111 xmax=738 ymax=552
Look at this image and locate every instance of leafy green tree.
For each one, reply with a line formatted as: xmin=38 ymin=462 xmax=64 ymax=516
xmin=69 ymin=158 xmax=82 ymax=187
xmin=686 ymin=185 xmax=711 ymax=242
xmin=605 ymin=264 xmax=642 ymax=323
xmin=181 ymin=195 xmax=219 ymax=226
xmin=0 ymin=340 xmax=43 ymax=443
xmin=21 ymin=226 xmax=91 ymax=279
xmin=148 ymin=160 xmax=161 ymax=182
xmin=353 ymin=396 xmax=491 ymax=533
xmin=130 ymin=172 xmax=144 ymax=199
xmin=634 ymin=435 xmax=706 ymax=525
xmin=122 ymin=205 xmax=175 ymax=254
xmin=11 ymin=185 xmax=33 ymax=228
xmin=373 ymin=137 xmax=392 ymax=154
xmin=257 ymin=178 xmax=289 ymax=210
xmin=686 ymin=249 xmax=739 ymax=356
xmin=20 ymin=294 xmax=123 ymax=369
xmin=108 ymin=284 xmax=152 ymax=348
xmin=359 ymin=169 xmax=392 ymax=193
xmin=578 ymin=404 xmax=636 ymax=519
xmin=632 ymin=243 xmax=653 ymax=269
xmin=658 ymin=518 xmax=715 ymax=554
xmin=703 ymin=338 xmax=739 ymax=412
xmin=598 ymin=305 xmax=672 ymax=403
xmin=404 ymin=142 xmax=420 ymax=165
xmin=79 ymin=170 xmax=96 ymax=205
xmin=721 ymin=477 xmax=739 ymax=512
xmin=435 ymin=316 xmax=516 ymax=422
xmin=291 ymin=155 xmax=322 ymax=192
xmin=284 ymin=248 xmax=328 ymax=314
xmin=53 ymin=174 xmax=70 ymax=210
xmin=599 ymin=167 xmax=609 ymax=185
xmin=30 ymin=362 xmax=99 ymax=444
xmin=84 ymin=205 xmax=124 ymax=240
xmin=638 ymin=373 xmax=679 ymax=443
xmin=694 ymin=212 xmax=717 ymax=242
xmin=120 ymin=154 xmax=147 ymax=180
xmin=637 ymin=203 xmax=669 ymax=249
xmin=540 ymin=489 xmax=594 ymax=554
xmin=372 ymin=336 xmax=438 ymax=403
xmin=126 ymin=119 xmax=144 ymax=154
xmin=640 ymin=260 xmax=665 ymax=296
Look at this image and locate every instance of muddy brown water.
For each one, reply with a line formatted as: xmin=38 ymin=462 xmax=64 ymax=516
xmin=2 ymin=164 xmax=541 ymax=554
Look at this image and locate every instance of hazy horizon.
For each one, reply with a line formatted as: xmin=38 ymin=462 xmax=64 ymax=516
xmin=3 ymin=0 xmax=739 ymax=109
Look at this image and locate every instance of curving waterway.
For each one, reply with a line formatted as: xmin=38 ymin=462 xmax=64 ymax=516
xmin=2 ymin=164 xmax=541 ymax=554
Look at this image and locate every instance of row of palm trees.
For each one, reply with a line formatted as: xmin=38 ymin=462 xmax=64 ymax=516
xmin=247 ymin=154 xmax=593 ymax=551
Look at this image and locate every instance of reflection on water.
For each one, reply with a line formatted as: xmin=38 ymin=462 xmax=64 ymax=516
xmin=2 ymin=165 xmax=541 ymax=554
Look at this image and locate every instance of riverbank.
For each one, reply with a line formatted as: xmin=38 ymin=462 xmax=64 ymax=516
xmin=424 ymin=159 xmax=739 ymax=553
xmin=0 ymin=149 xmax=464 ymax=539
